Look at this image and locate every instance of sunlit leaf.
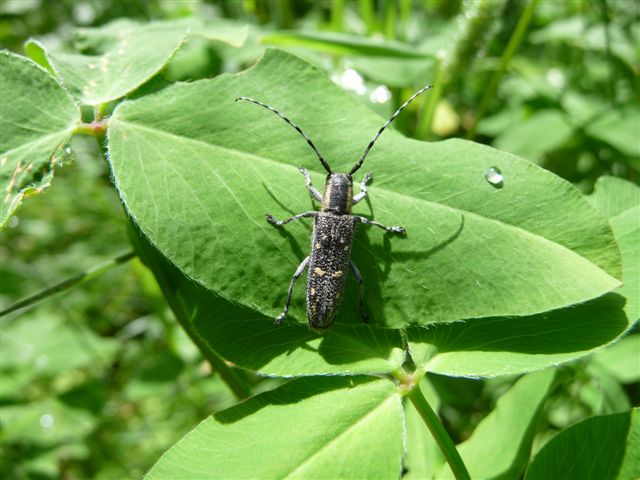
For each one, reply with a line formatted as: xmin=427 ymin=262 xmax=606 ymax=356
xmin=145 ymin=377 xmax=404 ymax=479
xmin=108 ymin=49 xmax=621 ymax=333
xmin=438 ymin=369 xmax=556 ymax=479
xmin=0 ymin=51 xmax=80 ymax=227
xmin=525 ymin=408 xmax=640 ymax=480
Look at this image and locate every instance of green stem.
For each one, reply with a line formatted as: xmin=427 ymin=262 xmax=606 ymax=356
xmin=358 ymin=0 xmax=377 ymax=35
xmin=409 ymin=385 xmax=471 ymax=480
xmin=73 ymin=119 xmax=109 ymax=137
xmin=395 ymin=368 xmax=471 ymax=480
xmin=467 ymin=0 xmax=538 ymax=139
xmin=416 ymin=54 xmax=444 ymax=139
xmin=330 ymin=0 xmax=345 ymax=31
xmin=0 ymin=251 xmax=136 ymax=317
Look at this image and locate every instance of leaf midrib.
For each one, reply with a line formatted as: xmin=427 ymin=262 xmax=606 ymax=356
xmin=282 ymin=389 xmax=399 ymax=479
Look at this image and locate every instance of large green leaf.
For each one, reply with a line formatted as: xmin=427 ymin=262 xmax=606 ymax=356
xmin=0 ymin=51 xmax=80 ymax=227
xmin=108 ymin=49 xmax=620 ymax=331
xmin=438 ymin=369 xmax=556 ymax=479
xmin=145 ymin=377 xmax=404 ymax=479
xmin=525 ymin=408 xmax=640 ymax=480
xmin=25 ymin=19 xmax=192 ymax=106
xmin=133 ymin=231 xmax=405 ymax=377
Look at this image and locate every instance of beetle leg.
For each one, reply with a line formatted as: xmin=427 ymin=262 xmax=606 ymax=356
xmin=352 ymin=172 xmax=373 ymax=205
xmin=353 ymin=215 xmax=405 ymax=234
xmin=298 ymin=167 xmax=323 ymax=202
xmin=266 ymin=211 xmax=317 ymax=226
xmin=349 ymin=260 xmax=368 ymax=323
xmin=275 ymin=256 xmax=310 ymax=325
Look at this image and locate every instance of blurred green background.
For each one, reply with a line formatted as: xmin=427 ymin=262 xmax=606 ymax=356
xmin=1 ymin=0 xmax=638 ymax=478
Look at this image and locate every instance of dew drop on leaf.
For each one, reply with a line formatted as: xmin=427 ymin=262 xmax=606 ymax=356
xmin=484 ymin=167 xmax=504 ymax=189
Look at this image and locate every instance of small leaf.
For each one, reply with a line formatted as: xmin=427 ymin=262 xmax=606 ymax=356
xmin=493 ymin=109 xmax=574 ymax=160
xmin=25 ymin=19 xmax=189 ymax=106
xmin=145 ymin=377 xmax=404 ymax=480
xmin=586 ymin=107 xmax=640 ymax=160
xmin=590 ymin=335 xmax=640 ymax=385
xmin=588 ymin=176 xmax=640 ymax=220
xmin=525 ymin=408 xmax=640 ymax=480
xmin=438 ymin=369 xmax=556 ymax=479
xmin=588 ymin=177 xmax=640 ymax=320
xmin=108 ymin=49 xmax=621 ymax=330
xmin=0 ymin=51 xmax=80 ymax=227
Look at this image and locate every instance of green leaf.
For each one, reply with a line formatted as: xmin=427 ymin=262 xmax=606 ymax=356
xmin=407 ymin=291 xmax=629 ymax=378
xmin=585 ymin=107 xmax=640 ymax=160
xmin=25 ymin=19 xmax=190 ymax=106
xmin=145 ymin=377 xmax=404 ymax=479
xmin=525 ymin=408 xmax=640 ymax=480
xmin=590 ymin=334 xmax=640 ymax=385
xmin=438 ymin=369 xmax=556 ymax=479
xmin=261 ymin=31 xmax=432 ymax=59
xmin=588 ymin=177 xmax=640 ymax=320
xmin=0 ymin=51 xmax=80 ymax=227
xmin=134 ymin=232 xmax=405 ymax=377
xmin=107 ymin=49 xmax=621 ymax=331
xmin=493 ymin=109 xmax=574 ymax=160
xmin=589 ymin=176 xmax=640 ymax=220
xmin=0 ymin=397 xmax=96 ymax=445
xmin=0 ymin=310 xmax=119 ymax=392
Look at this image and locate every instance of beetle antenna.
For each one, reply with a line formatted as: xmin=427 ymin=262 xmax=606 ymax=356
xmin=236 ymin=96 xmax=332 ymax=174
xmin=349 ymin=84 xmax=432 ymax=176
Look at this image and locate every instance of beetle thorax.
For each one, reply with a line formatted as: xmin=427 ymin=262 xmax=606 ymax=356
xmin=321 ymin=173 xmax=353 ymax=214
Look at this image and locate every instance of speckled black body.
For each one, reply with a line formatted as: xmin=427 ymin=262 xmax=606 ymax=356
xmin=307 ymin=212 xmax=356 ymax=330
xmin=236 ymin=84 xmax=431 ymax=331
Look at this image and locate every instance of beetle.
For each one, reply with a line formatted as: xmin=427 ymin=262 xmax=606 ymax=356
xmin=236 ymin=84 xmax=432 ymax=332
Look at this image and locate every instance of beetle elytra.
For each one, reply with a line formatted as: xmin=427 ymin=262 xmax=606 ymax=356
xmin=236 ymin=84 xmax=432 ymax=331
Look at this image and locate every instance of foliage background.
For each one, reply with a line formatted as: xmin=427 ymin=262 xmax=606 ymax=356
xmin=1 ymin=0 xmax=638 ymax=478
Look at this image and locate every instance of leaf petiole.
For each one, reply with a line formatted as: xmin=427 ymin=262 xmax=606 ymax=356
xmin=394 ymin=367 xmax=471 ymax=480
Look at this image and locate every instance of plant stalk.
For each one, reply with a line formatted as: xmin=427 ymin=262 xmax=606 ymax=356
xmin=467 ymin=0 xmax=538 ymax=139
xmin=0 ymin=250 xmax=136 ymax=317
xmin=399 ymin=369 xmax=471 ymax=480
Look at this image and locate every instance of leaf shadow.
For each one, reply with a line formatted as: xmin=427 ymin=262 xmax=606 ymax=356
xmin=214 ymin=376 xmax=376 ymax=424
xmin=407 ymin=292 xmax=629 ymax=357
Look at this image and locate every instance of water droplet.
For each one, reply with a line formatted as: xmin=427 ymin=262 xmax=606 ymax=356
xmin=64 ymin=146 xmax=72 ymax=155
xmin=40 ymin=413 xmax=54 ymax=428
xmin=484 ymin=167 xmax=504 ymax=189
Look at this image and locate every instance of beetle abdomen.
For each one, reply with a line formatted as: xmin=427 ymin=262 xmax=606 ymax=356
xmin=306 ymin=213 xmax=356 ymax=331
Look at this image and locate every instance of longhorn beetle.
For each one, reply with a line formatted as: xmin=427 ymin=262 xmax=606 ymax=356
xmin=236 ymin=84 xmax=432 ymax=332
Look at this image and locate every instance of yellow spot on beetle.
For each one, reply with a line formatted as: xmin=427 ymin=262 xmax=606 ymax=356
xmin=314 ymin=267 xmax=325 ymax=277
xmin=315 ymin=242 xmax=321 ymax=249
xmin=310 ymin=288 xmax=316 ymax=295
xmin=332 ymin=270 xmax=344 ymax=278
